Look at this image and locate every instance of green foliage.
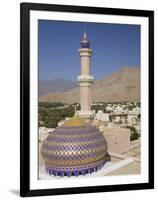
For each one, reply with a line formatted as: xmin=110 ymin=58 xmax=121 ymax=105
xmin=125 ymin=126 xmax=139 ymax=141
xmin=39 ymin=102 xmax=64 ymax=108
xmin=109 ymin=115 xmax=114 ymax=122
xmin=125 ymin=125 xmax=131 ymax=129
xmin=128 ymin=106 xmax=133 ymax=110
xmin=129 ymin=127 xmax=139 ymax=141
xmin=38 ymin=102 xmax=75 ymax=128
xmin=91 ymin=104 xmax=108 ymax=113
xmin=137 ymin=102 xmax=141 ymax=107
xmin=130 ymin=131 xmax=139 ymax=141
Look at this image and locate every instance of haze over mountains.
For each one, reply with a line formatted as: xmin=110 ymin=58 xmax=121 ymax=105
xmin=39 ymin=67 xmax=140 ymax=103
xmin=39 ymin=79 xmax=77 ymax=96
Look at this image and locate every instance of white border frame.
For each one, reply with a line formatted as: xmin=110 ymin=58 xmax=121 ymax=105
xmin=30 ymin=10 xmax=149 ymax=190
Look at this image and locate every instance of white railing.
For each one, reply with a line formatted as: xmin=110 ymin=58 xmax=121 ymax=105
xmin=77 ymin=75 xmax=94 ymax=81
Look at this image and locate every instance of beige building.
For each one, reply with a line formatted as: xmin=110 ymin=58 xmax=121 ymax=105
xmin=102 ymin=127 xmax=130 ymax=153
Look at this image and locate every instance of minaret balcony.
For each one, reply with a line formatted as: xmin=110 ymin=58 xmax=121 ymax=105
xmin=77 ymin=75 xmax=94 ymax=86
xmin=78 ymin=48 xmax=92 ymax=57
xmin=77 ymin=75 xmax=94 ymax=81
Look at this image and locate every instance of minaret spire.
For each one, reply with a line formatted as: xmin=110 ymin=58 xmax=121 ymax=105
xmin=83 ymin=26 xmax=87 ymax=38
xmin=81 ymin=27 xmax=90 ymax=48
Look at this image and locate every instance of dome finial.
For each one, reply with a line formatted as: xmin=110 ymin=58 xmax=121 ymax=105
xmin=63 ymin=115 xmax=86 ymax=127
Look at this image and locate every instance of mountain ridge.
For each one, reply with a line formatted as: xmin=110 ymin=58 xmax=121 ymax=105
xmin=39 ymin=67 xmax=140 ymax=103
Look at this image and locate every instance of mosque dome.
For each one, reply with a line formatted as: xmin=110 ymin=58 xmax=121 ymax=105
xmin=41 ymin=116 xmax=108 ymax=177
xmin=81 ymin=31 xmax=90 ymax=48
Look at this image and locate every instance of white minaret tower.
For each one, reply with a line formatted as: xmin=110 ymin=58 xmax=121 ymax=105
xmin=77 ymin=30 xmax=94 ymax=119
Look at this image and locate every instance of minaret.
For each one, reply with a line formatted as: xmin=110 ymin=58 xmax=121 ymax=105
xmin=77 ymin=30 xmax=94 ymax=119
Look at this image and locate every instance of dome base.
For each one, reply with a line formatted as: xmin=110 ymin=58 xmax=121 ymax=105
xmin=78 ymin=111 xmax=94 ymax=119
xmin=45 ymin=158 xmax=106 ymax=177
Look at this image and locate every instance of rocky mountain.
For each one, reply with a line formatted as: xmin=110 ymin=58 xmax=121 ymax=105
xmin=39 ymin=79 xmax=77 ymax=96
xmin=39 ymin=67 xmax=140 ymax=103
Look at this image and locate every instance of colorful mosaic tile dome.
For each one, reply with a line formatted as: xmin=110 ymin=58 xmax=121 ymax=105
xmin=41 ymin=116 xmax=108 ymax=177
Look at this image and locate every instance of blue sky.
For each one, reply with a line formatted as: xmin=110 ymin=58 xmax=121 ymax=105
xmin=38 ymin=20 xmax=140 ymax=81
